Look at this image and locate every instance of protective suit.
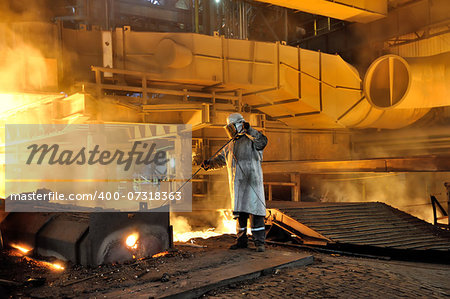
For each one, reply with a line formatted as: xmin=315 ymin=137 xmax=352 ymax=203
xmin=204 ymin=113 xmax=268 ymax=250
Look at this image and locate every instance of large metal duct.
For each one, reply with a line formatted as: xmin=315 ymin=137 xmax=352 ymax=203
xmin=6 ymin=23 xmax=445 ymax=130
xmin=106 ymin=31 xmax=448 ymax=129
xmin=154 ymin=39 xmax=193 ymax=69
xmin=337 ymin=103 xmax=430 ymax=129
xmin=337 ymin=52 xmax=450 ymax=129
xmin=364 ymin=53 xmax=450 ymax=110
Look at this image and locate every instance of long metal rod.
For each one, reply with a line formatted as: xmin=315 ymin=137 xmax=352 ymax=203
xmin=175 ymin=136 xmax=235 ymax=193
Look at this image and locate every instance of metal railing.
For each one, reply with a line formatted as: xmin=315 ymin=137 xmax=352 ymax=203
xmin=430 ymin=195 xmax=449 ymax=230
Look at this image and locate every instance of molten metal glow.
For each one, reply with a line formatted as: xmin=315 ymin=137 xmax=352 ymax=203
xmin=12 ymin=254 xmax=65 ymax=271
xmin=219 ymin=210 xmax=236 ymax=233
xmin=172 ymin=209 xmax=238 ymax=242
xmin=126 ymin=233 xmax=139 ymax=249
xmin=50 ymin=262 xmax=65 ymax=270
xmin=152 ymin=251 xmax=169 ymax=258
xmin=37 ymin=260 xmax=65 ymax=271
xmin=10 ymin=243 xmax=31 ymax=254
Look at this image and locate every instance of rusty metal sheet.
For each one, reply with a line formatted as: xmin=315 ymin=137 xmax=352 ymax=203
xmin=267 ymin=202 xmax=450 ymax=252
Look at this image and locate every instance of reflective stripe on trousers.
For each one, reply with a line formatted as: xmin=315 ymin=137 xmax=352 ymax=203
xmin=236 ymin=212 xmax=265 ymax=245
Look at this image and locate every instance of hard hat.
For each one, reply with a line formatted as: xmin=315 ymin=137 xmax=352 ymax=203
xmin=226 ymin=113 xmax=244 ymax=125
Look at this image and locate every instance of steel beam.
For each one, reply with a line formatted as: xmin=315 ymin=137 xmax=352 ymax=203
xmin=90 ymin=66 xmax=238 ymax=101
xmin=267 ymin=209 xmax=331 ymax=244
xmin=254 ymin=0 xmax=387 ymax=23
xmin=300 ymin=0 xmax=450 ymax=59
xmin=117 ymin=1 xmax=190 ymax=24
xmin=262 ymin=155 xmax=450 ymax=173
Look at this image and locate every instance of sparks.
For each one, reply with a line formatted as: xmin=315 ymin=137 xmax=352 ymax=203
xmin=152 ymin=251 xmax=169 ymax=258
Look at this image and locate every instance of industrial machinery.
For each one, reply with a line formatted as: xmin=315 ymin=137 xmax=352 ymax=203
xmin=1 ymin=206 xmax=171 ymax=266
xmin=0 ymin=0 xmax=449 ymax=265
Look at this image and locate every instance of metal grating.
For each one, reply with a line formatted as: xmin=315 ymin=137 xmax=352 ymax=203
xmin=268 ymin=202 xmax=450 ymax=251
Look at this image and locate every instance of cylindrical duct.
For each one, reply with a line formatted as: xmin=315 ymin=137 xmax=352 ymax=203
xmin=338 ymin=100 xmax=429 ymax=129
xmin=154 ymin=39 xmax=193 ymax=69
xmin=363 ymin=53 xmax=450 ymax=109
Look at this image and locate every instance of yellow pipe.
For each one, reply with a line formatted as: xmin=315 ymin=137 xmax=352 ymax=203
xmin=364 ymin=53 xmax=450 ymax=110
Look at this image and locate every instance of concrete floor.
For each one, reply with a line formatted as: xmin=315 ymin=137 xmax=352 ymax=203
xmin=204 ymin=243 xmax=450 ymax=298
xmin=1 ymin=234 xmax=449 ymax=298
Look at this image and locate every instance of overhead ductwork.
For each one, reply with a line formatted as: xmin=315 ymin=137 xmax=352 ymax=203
xmin=364 ymin=53 xmax=450 ymax=110
xmin=253 ymin=0 xmax=387 ymax=23
xmin=111 ymin=32 xmax=445 ymax=129
xmin=154 ymin=39 xmax=193 ymax=69
xmin=3 ymin=23 xmax=447 ymax=130
xmin=341 ymin=52 xmax=450 ymax=129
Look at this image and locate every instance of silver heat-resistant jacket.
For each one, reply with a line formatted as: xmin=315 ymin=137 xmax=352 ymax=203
xmin=209 ymin=127 xmax=268 ymax=216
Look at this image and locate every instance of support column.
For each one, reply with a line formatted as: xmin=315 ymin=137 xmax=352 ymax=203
xmin=94 ymin=69 xmax=102 ymax=98
xmin=290 ymin=173 xmax=301 ymax=202
xmin=142 ymin=76 xmax=148 ymax=104
xmin=268 ymin=184 xmax=272 ymax=201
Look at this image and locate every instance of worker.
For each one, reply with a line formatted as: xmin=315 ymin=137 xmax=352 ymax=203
xmin=201 ymin=113 xmax=268 ymax=252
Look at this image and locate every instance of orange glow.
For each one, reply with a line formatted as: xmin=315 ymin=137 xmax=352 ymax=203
xmin=13 ymin=255 xmax=65 ymax=271
xmin=35 ymin=260 xmax=65 ymax=271
xmin=172 ymin=209 xmax=239 ymax=243
xmin=49 ymin=262 xmax=65 ymax=271
xmin=126 ymin=233 xmax=139 ymax=249
xmin=219 ymin=209 xmax=236 ymax=233
xmin=0 ymin=92 xmax=67 ymax=198
xmin=10 ymin=243 xmax=32 ymax=254
xmin=152 ymin=251 xmax=169 ymax=258
xmin=9 ymin=243 xmax=63 ymax=270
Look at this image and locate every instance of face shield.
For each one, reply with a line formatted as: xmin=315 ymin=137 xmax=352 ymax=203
xmin=224 ymin=121 xmax=245 ymax=139
xmin=224 ymin=123 xmax=238 ymax=139
xmin=224 ymin=113 xmax=245 ymax=139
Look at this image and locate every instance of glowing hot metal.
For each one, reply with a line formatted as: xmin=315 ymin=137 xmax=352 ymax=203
xmin=10 ymin=243 xmax=31 ymax=254
xmin=126 ymin=233 xmax=139 ymax=249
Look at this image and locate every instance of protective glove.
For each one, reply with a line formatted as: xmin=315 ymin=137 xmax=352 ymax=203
xmin=201 ymin=159 xmax=211 ymax=170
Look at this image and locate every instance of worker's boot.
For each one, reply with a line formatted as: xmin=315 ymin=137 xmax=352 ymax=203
xmin=229 ymin=242 xmax=248 ymax=250
xmin=229 ymin=236 xmax=248 ymax=250
xmin=254 ymin=239 xmax=265 ymax=252
xmin=231 ymin=213 xmax=249 ymax=250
